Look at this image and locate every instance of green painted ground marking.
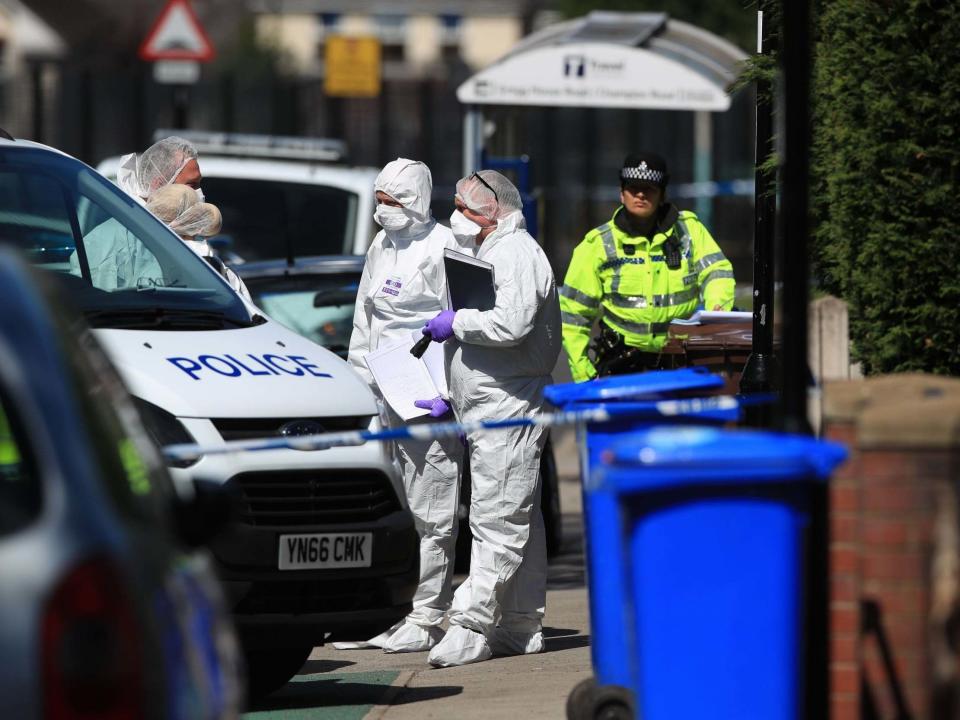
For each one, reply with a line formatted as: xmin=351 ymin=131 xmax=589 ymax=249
xmin=244 ymin=670 xmax=400 ymax=720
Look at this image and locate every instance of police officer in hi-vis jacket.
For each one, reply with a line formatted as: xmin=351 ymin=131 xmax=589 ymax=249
xmin=559 ymin=152 xmax=735 ymax=381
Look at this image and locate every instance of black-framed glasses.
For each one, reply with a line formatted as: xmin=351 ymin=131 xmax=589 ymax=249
xmin=470 ymin=172 xmax=499 ymax=203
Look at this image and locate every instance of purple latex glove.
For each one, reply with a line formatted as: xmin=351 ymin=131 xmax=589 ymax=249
xmin=422 ymin=310 xmax=456 ymax=343
xmin=414 ymin=396 xmax=452 ymax=419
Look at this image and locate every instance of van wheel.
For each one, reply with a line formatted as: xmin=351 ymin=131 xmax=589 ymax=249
xmin=244 ymin=644 xmax=313 ymax=701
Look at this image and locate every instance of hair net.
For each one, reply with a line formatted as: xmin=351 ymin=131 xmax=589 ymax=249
xmin=147 ymin=184 xmax=222 ymax=239
xmin=374 ymin=158 xmax=433 ymax=221
xmin=173 ymin=202 xmax=222 ymax=239
xmin=116 ymin=136 xmax=198 ymax=200
xmin=455 ymin=170 xmax=522 ymax=221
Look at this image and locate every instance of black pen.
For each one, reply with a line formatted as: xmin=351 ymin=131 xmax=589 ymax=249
xmin=410 ymin=334 xmax=432 ymax=358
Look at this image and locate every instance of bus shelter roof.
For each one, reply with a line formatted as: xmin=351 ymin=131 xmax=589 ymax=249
xmin=456 ymin=11 xmax=748 ymax=112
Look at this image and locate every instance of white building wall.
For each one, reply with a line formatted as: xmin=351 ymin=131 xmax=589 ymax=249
xmin=252 ymin=10 xmax=523 ymax=77
xmin=0 ymin=0 xmax=64 ymax=139
xmin=255 ymin=13 xmax=319 ymax=73
xmin=405 ymin=15 xmax=440 ymax=69
xmin=459 ymin=16 xmax=521 ymax=70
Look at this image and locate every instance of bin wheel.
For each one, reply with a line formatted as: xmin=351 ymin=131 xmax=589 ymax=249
xmin=566 ymin=677 xmax=597 ymax=720
xmin=591 ymin=684 xmax=634 ymax=720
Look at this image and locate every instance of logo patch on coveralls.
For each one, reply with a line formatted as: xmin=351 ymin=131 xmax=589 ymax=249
xmin=380 ymin=275 xmax=402 ymax=297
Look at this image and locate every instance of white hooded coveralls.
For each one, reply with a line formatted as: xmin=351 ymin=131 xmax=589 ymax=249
xmin=348 ymin=159 xmax=463 ymax=632
xmin=445 ymin=209 xmax=562 ymax=640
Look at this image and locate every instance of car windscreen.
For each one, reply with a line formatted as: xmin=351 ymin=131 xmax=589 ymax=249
xmin=0 ymin=147 xmax=255 ymax=330
xmin=199 ymin=177 xmax=358 ymax=261
xmin=245 ymin=271 xmax=359 ymax=358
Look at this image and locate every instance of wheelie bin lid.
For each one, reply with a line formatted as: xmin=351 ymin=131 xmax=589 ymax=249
xmin=598 ymin=425 xmax=848 ymax=491
xmin=544 ymin=367 xmax=724 ymax=406
xmin=589 ymin=396 xmax=740 ymax=423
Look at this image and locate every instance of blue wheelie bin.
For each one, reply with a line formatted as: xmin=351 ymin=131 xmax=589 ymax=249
xmin=572 ymin=425 xmax=846 ymax=720
xmin=546 ymin=367 xmax=738 ymax=718
xmin=544 ymin=367 xmax=735 ymax=477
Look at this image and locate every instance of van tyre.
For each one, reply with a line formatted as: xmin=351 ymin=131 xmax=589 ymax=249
xmin=244 ymin=644 xmax=313 ymax=701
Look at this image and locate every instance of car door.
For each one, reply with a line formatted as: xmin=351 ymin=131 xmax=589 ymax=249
xmin=45 ymin=276 xmax=246 ymax=720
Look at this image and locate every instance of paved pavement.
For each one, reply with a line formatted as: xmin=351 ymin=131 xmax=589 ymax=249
xmin=245 ymin=432 xmax=590 ymax=719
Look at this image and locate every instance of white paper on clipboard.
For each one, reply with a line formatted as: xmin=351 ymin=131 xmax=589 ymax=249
xmin=363 ymin=333 xmax=446 ymax=420
xmin=412 ymin=330 xmax=448 ymax=397
xmin=670 ymin=310 xmax=752 ymax=326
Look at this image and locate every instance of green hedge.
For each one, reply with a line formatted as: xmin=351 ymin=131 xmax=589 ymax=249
xmin=812 ymin=1 xmax=960 ymax=374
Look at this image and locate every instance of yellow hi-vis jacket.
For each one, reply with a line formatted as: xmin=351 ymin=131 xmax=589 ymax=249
xmin=560 ymin=206 xmax=735 ymax=382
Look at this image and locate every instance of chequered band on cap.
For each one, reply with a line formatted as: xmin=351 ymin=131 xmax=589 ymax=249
xmin=621 ymin=161 xmax=665 ymax=185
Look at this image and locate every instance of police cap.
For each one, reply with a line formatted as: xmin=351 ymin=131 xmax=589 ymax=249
xmin=620 ymin=152 xmax=669 ymax=190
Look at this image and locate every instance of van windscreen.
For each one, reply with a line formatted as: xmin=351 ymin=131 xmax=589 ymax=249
xmin=199 ymin=178 xmax=358 ymax=262
xmin=0 ymin=148 xmax=256 ymax=331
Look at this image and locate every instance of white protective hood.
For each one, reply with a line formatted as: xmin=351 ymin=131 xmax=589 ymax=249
xmin=94 ymin=321 xmax=377 ymax=419
xmin=374 ymin=158 xmax=433 ymax=224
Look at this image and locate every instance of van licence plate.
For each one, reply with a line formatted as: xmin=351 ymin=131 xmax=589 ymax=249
xmin=278 ymin=533 xmax=373 ymax=570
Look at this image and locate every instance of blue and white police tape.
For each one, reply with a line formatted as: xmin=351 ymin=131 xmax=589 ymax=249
xmin=162 ymin=394 xmax=745 ymax=464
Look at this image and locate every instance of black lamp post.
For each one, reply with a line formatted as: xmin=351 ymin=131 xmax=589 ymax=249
xmin=739 ymin=3 xmax=779 ymax=426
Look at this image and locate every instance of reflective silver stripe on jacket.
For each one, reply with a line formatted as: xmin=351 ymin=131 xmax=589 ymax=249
xmin=651 ymin=287 xmax=698 ymax=308
xmin=559 ymin=285 xmax=600 ymax=308
xmin=606 ymin=292 xmax=647 ymax=309
xmin=561 ymin=311 xmax=592 ymax=327
xmin=701 ymin=269 xmax=735 ymax=293
xmin=696 ymin=252 xmax=727 ymax=273
xmin=605 ymin=287 xmax=697 ymax=309
xmin=597 ymin=223 xmax=623 ymax=294
xmin=603 ymin=311 xmax=671 ymax=336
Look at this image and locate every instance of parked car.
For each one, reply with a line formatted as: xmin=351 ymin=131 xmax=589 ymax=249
xmin=237 ymin=255 xmax=564 ymax=560
xmin=0 ymin=247 xmax=243 ymax=719
xmin=97 ymin=131 xmax=380 ymax=262
xmin=1 ymin=135 xmax=419 ymax=698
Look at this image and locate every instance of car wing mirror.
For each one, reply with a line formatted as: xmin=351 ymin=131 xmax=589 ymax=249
xmin=203 ymin=254 xmax=228 ymax=277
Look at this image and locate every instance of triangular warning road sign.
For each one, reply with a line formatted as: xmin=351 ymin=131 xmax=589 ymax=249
xmin=139 ymin=0 xmax=215 ymax=62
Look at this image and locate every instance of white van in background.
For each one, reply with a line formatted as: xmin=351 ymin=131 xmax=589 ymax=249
xmin=97 ymin=131 xmax=380 ymax=262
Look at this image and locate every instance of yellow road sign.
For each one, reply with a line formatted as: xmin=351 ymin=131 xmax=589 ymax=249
xmin=325 ymin=35 xmax=382 ymax=98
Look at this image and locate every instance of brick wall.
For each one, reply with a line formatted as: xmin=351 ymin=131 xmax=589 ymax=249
xmin=824 ymin=412 xmax=862 ymax=720
xmin=822 ymin=375 xmax=960 ymax=720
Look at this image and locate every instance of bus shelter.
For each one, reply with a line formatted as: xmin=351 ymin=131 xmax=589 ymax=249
xmin=456 ymin=11 xmax=748 ymax=228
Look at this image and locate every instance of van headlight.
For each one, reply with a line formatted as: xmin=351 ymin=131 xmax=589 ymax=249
xmin=133 ymin=398 xmax=200 ymax=468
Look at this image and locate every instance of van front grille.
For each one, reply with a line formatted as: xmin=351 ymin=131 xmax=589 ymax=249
xmin=229 ymin=470 xmax=399 ymax=526
xmin=211 ymin=416 xmax=371 ymax=442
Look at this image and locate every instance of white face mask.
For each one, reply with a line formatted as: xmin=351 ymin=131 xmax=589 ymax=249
xmin=374 ymin=205 xmax=413 ymax=232
xmin=449 ymin=209 xmax=484 ymax=244
xmin=194 ymin=187 xmax=205 ymax=203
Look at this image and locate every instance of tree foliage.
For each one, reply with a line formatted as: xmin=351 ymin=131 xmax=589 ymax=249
xmin=811 ymin=1 xmax=960 ymax=374
xmin=212 ymin=16 xmax=293 ymax=79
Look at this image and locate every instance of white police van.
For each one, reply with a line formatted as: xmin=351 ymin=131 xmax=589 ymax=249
xmin=0 ymin=134 xmax=418 ymax=698
xmin=97 ymin=131 xmax=380 ymax=262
